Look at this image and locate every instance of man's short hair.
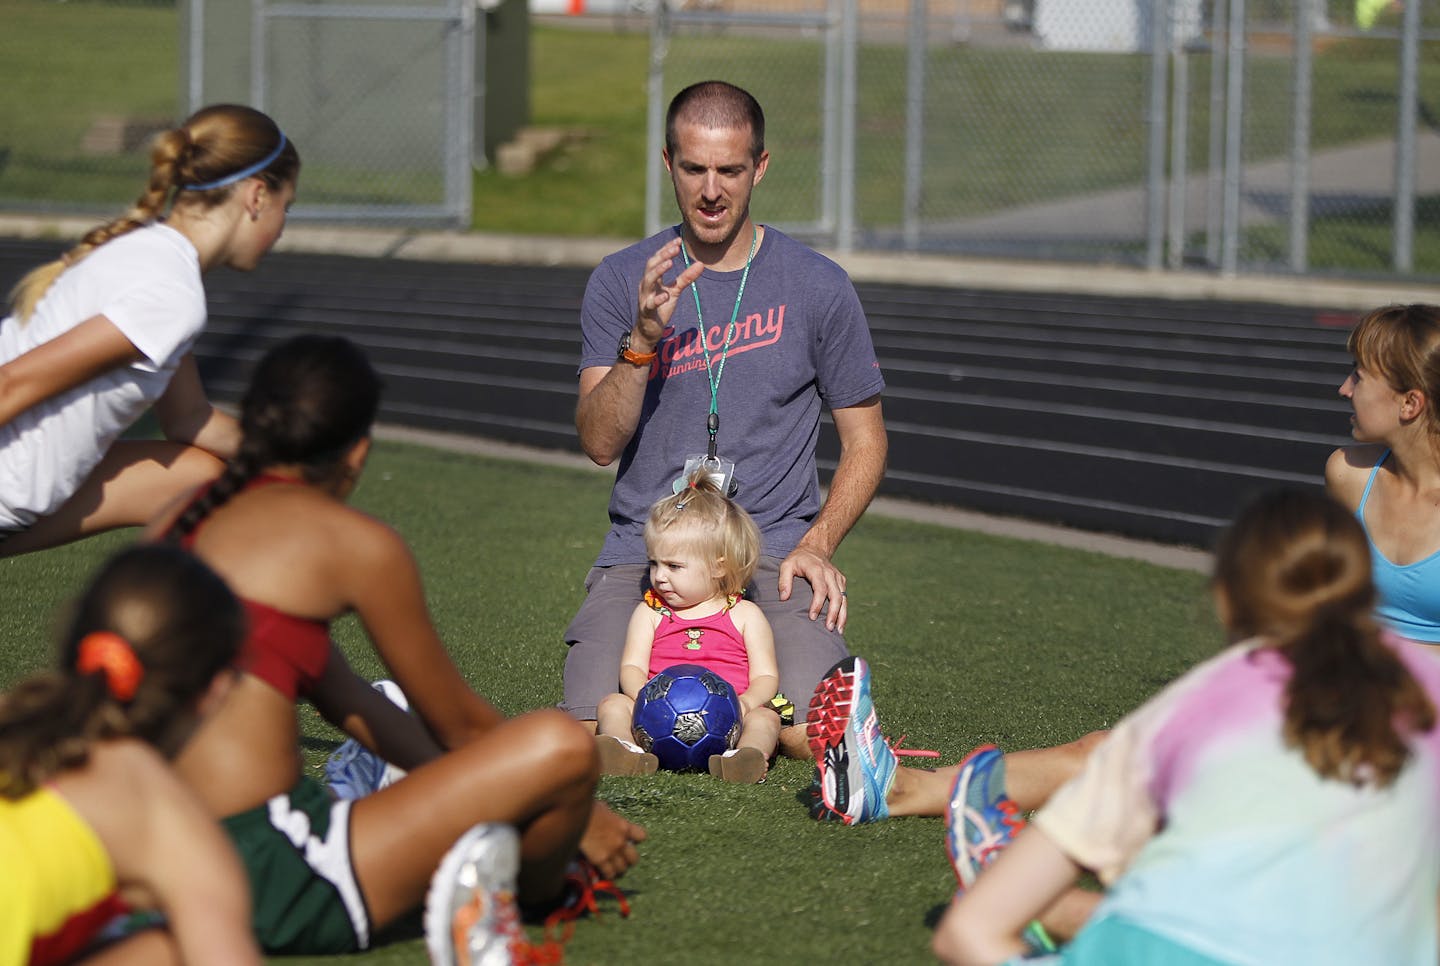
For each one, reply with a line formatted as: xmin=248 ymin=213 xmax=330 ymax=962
xmin=665 ymin=81 xmax=766 ymax=161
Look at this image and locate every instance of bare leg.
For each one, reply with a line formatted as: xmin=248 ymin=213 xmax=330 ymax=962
xmin=884 ymin=763 xmax=962 ymax=817
xmin=595 ymin=693 xmax=634 ymax=738
xmin=0 ymin=440 xmax=223 ymax=557
xmin=351 ymin=709 xmax=599 ymax=930
xmin=883 ymin=731 xmax=1110 ymax=818
xmin=1037 ymin=887 xmax=1103 ymax=944
xmin=1003 ymin=731 xmax=1107 ymax=811
xmin=778 ymin=723 xmax=811 ymax=760
xmin=736 ymin=707 xmax=781 ymax=758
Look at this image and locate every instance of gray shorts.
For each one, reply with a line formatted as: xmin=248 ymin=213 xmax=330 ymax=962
xmin=559 ymin=556 xmax=848 ymax=721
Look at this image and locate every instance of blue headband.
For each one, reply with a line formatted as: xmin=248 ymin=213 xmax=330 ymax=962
xmin=181 ymin=132 xmax=288 ymax=192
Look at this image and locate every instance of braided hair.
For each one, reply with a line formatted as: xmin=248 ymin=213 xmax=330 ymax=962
xmin=8 ymin=104 xmax=299 ymax=321
xmin=166 ymin=335 xmax=382 ymax=542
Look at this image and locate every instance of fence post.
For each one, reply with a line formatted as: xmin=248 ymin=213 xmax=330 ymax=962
xmin=1220 ymin=0 xmax=1245 ymax=276
xmin=902 ymin=0 xmax=927 ymax=251
xmin=1393 ymin=0 xmax=1420 ymax=273
xmin=1288 ymin=0 xmax=1313 ymax=273
xmin=1146 ymin=0 xmax=1170 ymax=271
xmin=1205 ymin=0 xmax=1227 ymax=268
xmin=451 ymin=0 xmax=475 ymax=225
xmin=644 ymin=1 xmax=670 ymax=238
xmin=822 ymin=0 xmax=841 ymax=235
xmin=836 ymin=0 xmax=858 ymax=253
xmin=250 ymin=0 xmax=267 ymax=109
xmin=186 ymin=0 xmax=206 ymax=113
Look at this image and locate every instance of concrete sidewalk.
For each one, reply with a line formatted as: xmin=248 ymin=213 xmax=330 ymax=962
xmin=928 ymin=131 xmax=1440 ymax=262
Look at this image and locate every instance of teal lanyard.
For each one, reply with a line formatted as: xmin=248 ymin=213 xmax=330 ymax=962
xmin=679 ymin=224 xmax=757 ymax=458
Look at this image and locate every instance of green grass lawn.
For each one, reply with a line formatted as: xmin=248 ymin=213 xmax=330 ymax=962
xmin=1244 ymin=193 xmax=1440 ymax=277
xmin=0 ymin=440 xmax=1219 ymax=965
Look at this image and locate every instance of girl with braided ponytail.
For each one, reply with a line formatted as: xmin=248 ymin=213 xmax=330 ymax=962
xmin=148 ymin=335 xmax=645 ymax=960
xmin=0 ymin=103 xmax=298 ymax=559
xmin=935 ymin=488 xmax=1440 ymax=966
xmin=0 ymin=544 xmax=260 ymax=966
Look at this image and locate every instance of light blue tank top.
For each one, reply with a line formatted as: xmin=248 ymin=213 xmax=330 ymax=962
xmin=1357 ymin=449 xmax=1440 ymax=642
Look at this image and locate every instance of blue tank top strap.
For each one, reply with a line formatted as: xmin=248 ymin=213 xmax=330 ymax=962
xmin=1355 ymin=448 xmax=1440 ymax=642
xmin=1356 ymin=448 xmax=1390 ymax=516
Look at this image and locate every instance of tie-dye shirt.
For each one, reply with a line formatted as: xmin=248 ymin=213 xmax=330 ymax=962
xmin=1035 ymin=635 xmax=1440 ymax=966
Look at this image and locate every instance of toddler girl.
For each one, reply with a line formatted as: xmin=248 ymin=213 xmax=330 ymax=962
xmin=596 ymin=475 xmax=781 ymax=783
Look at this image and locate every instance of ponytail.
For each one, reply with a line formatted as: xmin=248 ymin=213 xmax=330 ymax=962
xmin=166 ymin=334 xmax=381 ymax=542
xmin=1216 ymin=488 xmax=1435 ymax=788
xmin=165 ymin=437 xmax=269 ymax=543
xmin=8 ymin=103 xmax=297 ymax=321
xmin=1281 ymin=607 xmax=1434 ymax=787
xmin=0 ymin=546 xmax=243 ymax=797
xmin=644 ymin=469 xmax=761 ymax=596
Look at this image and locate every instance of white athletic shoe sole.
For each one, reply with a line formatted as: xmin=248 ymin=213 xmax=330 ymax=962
xmin=423 ymin=823 xmax=523 ymax=966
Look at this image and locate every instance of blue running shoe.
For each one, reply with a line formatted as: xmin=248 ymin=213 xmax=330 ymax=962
xmin=806 ymin=656 xmax=897 ymax=824
xmin=325 ymin=679 xmax=410 ymax=800
xmin=945 ymin=744 xmax=1021 ymax=890
xmin=945 ymin=744 xmax=1057 ymax=955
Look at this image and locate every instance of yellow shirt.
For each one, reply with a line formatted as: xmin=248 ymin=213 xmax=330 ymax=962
xmin=0 ymin=786 xmax=121 ymax=966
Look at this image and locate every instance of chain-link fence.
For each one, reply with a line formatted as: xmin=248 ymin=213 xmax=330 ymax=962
xmin=2 ymin=0 xmax=1436 ymax=278
xmin=0 ymin=0 xmax=526 ymax=227
xmin=183 ymin=0 xmax=477 ymax=224
xmin=647 ymin=0 xmax=1440 ymax=279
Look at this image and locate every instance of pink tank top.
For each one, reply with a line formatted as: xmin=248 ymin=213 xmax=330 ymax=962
xmin=645 ymin=590 xmax=750 ymax=694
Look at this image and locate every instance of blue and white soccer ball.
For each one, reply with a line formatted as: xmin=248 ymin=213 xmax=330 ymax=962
xmin=631 ymin=664 xmax=743 ymax=771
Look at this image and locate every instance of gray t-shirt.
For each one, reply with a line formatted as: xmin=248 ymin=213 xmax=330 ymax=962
xmin=579 ymin=226 xmax=885 ymax=566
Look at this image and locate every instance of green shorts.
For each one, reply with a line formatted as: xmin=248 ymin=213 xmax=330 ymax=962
xmin=223 ymin=776 xmax=371 ymax=955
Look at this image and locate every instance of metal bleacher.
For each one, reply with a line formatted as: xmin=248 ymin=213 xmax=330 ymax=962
xmin=0 ymin=238 xmax=1358 ymax=550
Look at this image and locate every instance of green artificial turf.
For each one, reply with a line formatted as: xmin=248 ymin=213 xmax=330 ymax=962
xmin=0 ymin=439 xmax=1219 ymax=965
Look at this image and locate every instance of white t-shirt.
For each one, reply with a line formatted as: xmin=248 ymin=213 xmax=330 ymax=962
xmin=0 ymin=223 xmax=206 ymax=529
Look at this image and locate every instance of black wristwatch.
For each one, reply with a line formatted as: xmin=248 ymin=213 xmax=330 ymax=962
xmin=618 ymin=332 xmax=658 ymax=366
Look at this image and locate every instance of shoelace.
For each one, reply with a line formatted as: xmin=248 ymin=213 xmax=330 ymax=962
xmin=806 ymin=706 xmax=939 ymax=761
xmin=543 ymin=861 xmax=632 ymax=944
xmin=966 ymin=798 xmax=1027 ymax=868
xmin=451 ymin=889 xmax=566 ymax=966
xmin=888 ymin=733 xmax=940 ymax=759
xmin=511 ymin=936 xmax=567 ymax=966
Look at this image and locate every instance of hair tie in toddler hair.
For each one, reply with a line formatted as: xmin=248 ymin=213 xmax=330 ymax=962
xmin=76 ymin=631 xmax=144 ymax=702
xmin=183 ymin=132 xmax=288 ymax=191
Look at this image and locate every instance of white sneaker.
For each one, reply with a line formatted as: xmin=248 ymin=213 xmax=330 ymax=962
xmin=423 ymin=823 xmax=525 ymax=966
xmin=324 ymin=679 xmax=410 ymax=799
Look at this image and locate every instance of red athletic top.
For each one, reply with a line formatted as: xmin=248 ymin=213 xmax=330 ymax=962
xmin=177 ymin=475 xmax=331 ymax=701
